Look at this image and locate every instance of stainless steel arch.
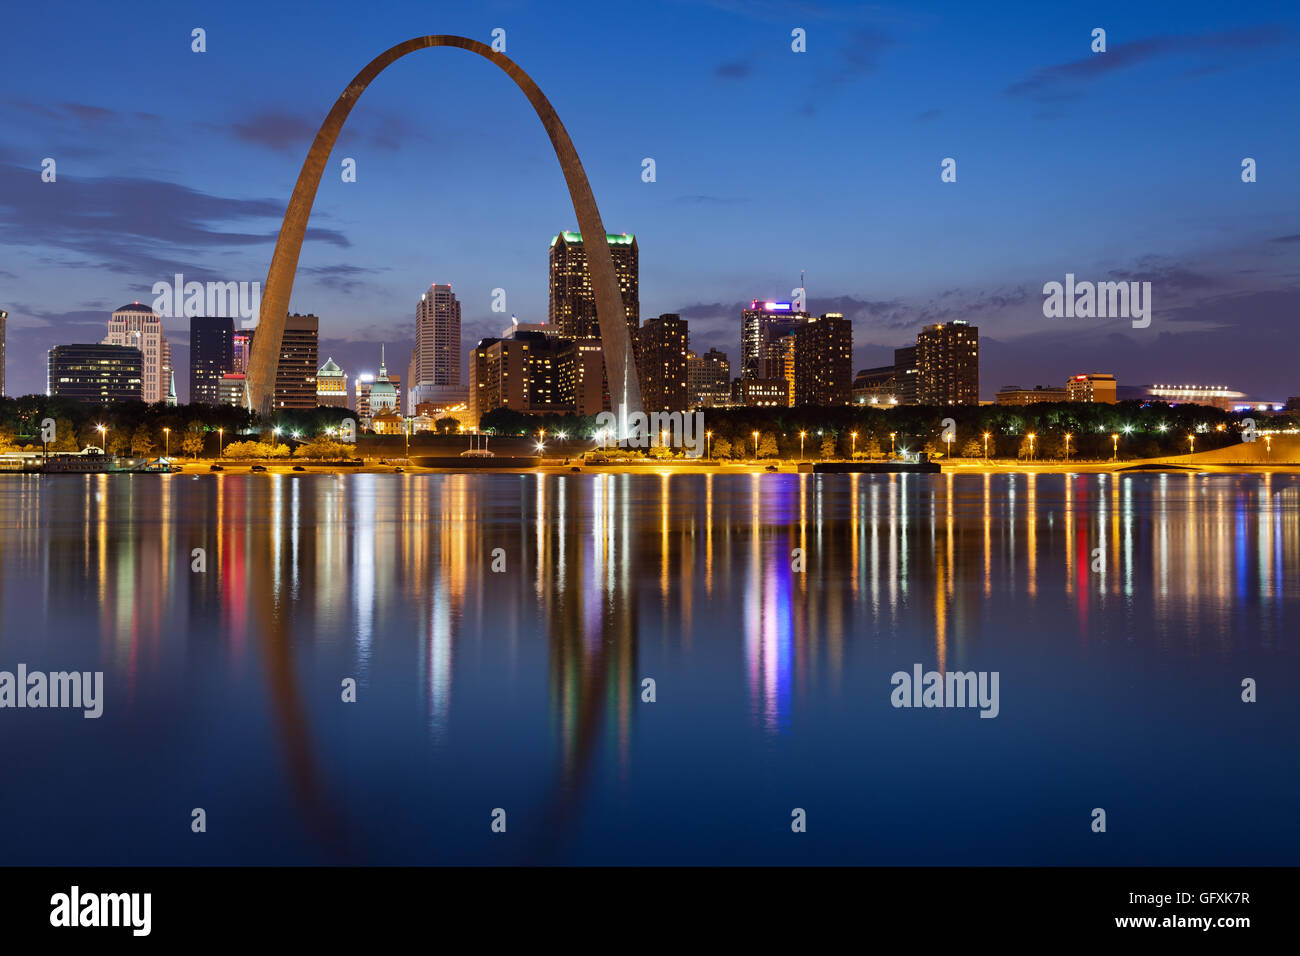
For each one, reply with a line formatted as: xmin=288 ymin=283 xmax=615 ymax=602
xmin=246 ymin=35 xmax=642 ymax=427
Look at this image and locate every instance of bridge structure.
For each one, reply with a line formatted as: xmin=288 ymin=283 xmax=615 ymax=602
xmin=245 ymin=35 xmax=643 ymax=433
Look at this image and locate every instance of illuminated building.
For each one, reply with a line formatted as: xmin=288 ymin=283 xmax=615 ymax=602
xmin=792 ymin=312 xmax=852 ymax=406
xmin=189 ymin=316 xmax=233 ymax=405
xmin=274 ymin=313 xmax=319 ymax=410
xmin=1066 ymin=373 xmax=1117 ymax=404
xmin=548 ymin=231 xmax=639 ymax=343
xmin=853 ymin=366 xmax=898 ymax=405
xmin=1145 ymin=384 xmax=1244 ymax=411
xmin=997 ymin=384 xmax=1068 ymax=405
xmin=218 ymin=373 xmax=247 ymax=406
xmin=687 ymin=348 xmax=730 ymax=408
xmin=741 ymin=299 xmax=810 ymax=380
xmin=104 ymin=303 xmax=172 ymax=404
xmin=47 ymin=344 xmax=143 ymax=404
xmin=638 ymin=313 xmax=689 ymax=412
xmin=916 ymin=320 xmax=978 ymax=405
xmin=736 ymin=378 xmax=789 ymax=407
xmin=316 ymin=357 xmax=349 ymax=407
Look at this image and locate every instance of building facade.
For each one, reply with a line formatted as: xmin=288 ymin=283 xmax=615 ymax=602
xmin=792 ymin=312 xmax=853 ymax=406
xmin=916 ymin=320 xmax=979 ymax=405
xmin=687 ymin=348 xmax=730 ymax=408
xmin=48 ymin=344 xmax=143 ymax=404
xmin=741 ymin=300 xmax=810 ymax=381
xmin=190 ymin=315 xmax=234 ymax=405
xmin=273 ymin=313 xmax=319 ymax=410
xmin=853 ymin=366 xmax=898 ymax=405
xmin=638 ymin=313 xmax=689 ymax=412
xmin=996 ymin=385 xmax=1069 ymax=405
xmin=104 ymin=303 xmax=171 ymax=404
xmin=1065 ymin=373 xmax=1117 ymax=404
xmin=411 ymin=283 xmax=462 ymax=395
xmin=316 ymin=357 xmax=349 ymax=407
xmin=893 ymin=346 xmax=919 ymax=405
xmin=548 ymin=231 xmax=639 ymax=343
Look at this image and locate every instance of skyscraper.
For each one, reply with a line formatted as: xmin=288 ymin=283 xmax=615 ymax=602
xmin=274 ymin=313 xmax=319 ymax=409
xmin=190 ymin=315 xmax=234 ymax=405
xmin=104 ymin=303 xmax=172 ymax=403
xmin=792 ymin=313 xmax=853 ymax=406
xmin=548 ymin=231 xmax=639 ymax=344
xmin=412 ymin=283 xmax=461 ymax=389
xmin=638 ymin=313 xmax=689 ymax=412
xmin=741 ymin=300 xmax=810 ymax=381
xmin=894 ymin=345 xmax=919 ymax=405
xmin=916 ymin=320 xmax=979 ymax=405
xmin=48 ymin=344 xmax=143 ymax=404
xmin=687 ymin=348 xmax=731 ymax=408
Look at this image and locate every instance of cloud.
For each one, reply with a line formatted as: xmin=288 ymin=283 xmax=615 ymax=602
xmin=231 ymin=112 xmax=319 ymax=153
xmin=1006 ymin=25 xmax=1289 ymax=97
xmin=714 ymin=60 xmax=751 ymax=80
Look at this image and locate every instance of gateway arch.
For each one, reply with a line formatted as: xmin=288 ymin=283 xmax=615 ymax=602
xmin=246 ymin=35 xmax=643 ymax=429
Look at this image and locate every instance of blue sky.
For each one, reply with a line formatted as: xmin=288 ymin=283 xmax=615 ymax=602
xmin=1 ymin=0 xmax=1297 ymax=400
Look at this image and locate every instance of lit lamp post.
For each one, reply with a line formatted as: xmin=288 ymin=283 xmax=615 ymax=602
xmin=1111 ymin=433 xmax=1119 ymax=461
xmin=851 ymin=431 xmax=858 ymax=460
xmin=706 ymin=430 xmax=712 ymax=461
xmin=96 ymin=424 xmax=107 ymax=453
xmin=752 ymin=431 xmax=759 ymax=460
xmin=1027 ymin=432 xmax=1036 ymax=462
xmin=1064 ymin=432 xmax=1071 ymax=463
xmin=983 ymin=431 xmax=990 ymax=460
xmin=800 ymin=430 xmax=806 ymax=460
xmin=1265 ymin=435 xmax=1272 ymax=461
xmin=944 ymin=431 xmax=954 ymax=459
xmin=1188 ymin=434 xmax=1195 ymax=455
xmin=218 ymin=427 xmax=224 ymax=458
xmin=890 ymin=431 xmax=896 ymax=458
xmin=163 ymin=426 xmax=170 ymax=460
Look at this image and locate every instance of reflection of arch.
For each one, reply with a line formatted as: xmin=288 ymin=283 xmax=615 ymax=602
xmin=246 ymin=35 xmax=643 ymax=429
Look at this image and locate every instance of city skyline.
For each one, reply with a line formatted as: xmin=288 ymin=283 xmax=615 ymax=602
xmin=1 ymin=1 xmax=1297 ymax=403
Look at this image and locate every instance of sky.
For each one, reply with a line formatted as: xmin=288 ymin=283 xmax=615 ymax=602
xmin=1 ymin=0 xmax=1298 ymax=402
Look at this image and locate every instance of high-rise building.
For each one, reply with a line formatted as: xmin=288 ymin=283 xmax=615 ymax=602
xmin=1065 ymin=373 xmax=1117 ymax=404
xmin=190 ymin=316 xmax=234 ymax=405
xmin=412 ymin=284 xmax=461 ymax=391
xmin=916 ymin=320 xmax=979 ymax=405
xmin=218 ymin=373 xmax=247 ymax=406
xmin=316 ymin=357 xmax=349 ymax=407
xmin=274 ymin=313 xmax=319 ymax=409
xmin=48 ymin=344 xmax=143 ymax=404
xmin=741 ymin=300 xmax=810 ymax=381
xmin=638 ymin=313 xmax=689 ymax=412
xmin=687 ymin=348 xmax=731 ymax=408
xmin=558 ymin=338 xmax=607 ymax=415
xmin=232 ymin=329 xmax=253 ymax=374
xmin=354 ymin=373 xmax=375 ymax=420
xmin=548 ymin=232 xmax=639 ymax=344
xmin=104 ymin=303 xmax=171 ymax=403
xmin=0 ymin=308 xmax=7 ymax=397
xmin=792 ymin=312 xmax=853 ymax=406
xmin=894 ymin=345 xmax=919 ymax=405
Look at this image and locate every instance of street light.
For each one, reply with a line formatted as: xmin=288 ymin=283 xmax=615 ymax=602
xmin=890 ymin=431 xmax=896 ymax=458
xmin=752 ymin=431 xmax=759 ymax=459
xmin=800 ymin=430 xmax=806 ymax=460
xmin=218 ymin=427 xmax=224 ymax=458
xmin=944 ymin=431 xmax=954 ymax=459
xmin=706 ymin=430 xmax=712 ymax=460
xmin=1265 ymin=435 xmax=1272 ymax=461
xmin=163 ymin=426 xmax=170 ymax=460
xmin=1111 ymin=433 xmax=1118 ymax=461
xmin=1188 ymin=434 xmax=1195 ymax=455
xmin=983 ymin=431 xmax=990 ymax=460
xmin=1064 ymin=432 xmax=1071 ymax=463
xmin=95 ymin=423 xmax=107 ymax=453
xmin=851 ymin=431 xmax=858 ymax=459
xmin=1027 ymin=432 xmax=1036 ymax=462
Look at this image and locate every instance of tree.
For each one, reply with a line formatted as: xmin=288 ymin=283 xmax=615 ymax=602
xmin=960 ymin=437 xmax=982 ymax=458
xmin=712 ymin=436 xmax=732 ymax=459
xmin=130 ymin=425 xmax=155 ymax=457
xmin=435 ymin=417 xmax=458 ymax=434
xmin=107 ymin=431 xmax=130 ymax=456
xmin=0 ymin=425 xmax=15 ymax=451
xmin=182 ymin=430 xmax=205 ymax=459
xmin=865 ymin=436 xmax=882 ymax=458
xmin=758 ymin=431 xmax=779 ymax=458
xmin=820 ymin=436 xmax=837 ymax=459
xmin=923 ymin=439 xmax=940 ymax=456
xmin=51 ymin=418 xmax=80 ymax=452
xmin=1017 ymin=434 xmax=1035 ymax=459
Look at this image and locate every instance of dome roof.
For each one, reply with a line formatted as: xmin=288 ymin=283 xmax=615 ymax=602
xmin=114 ymin=302 xmax=157 ymax=314
xmin=319 ymin=356 xmax=343 ymax=374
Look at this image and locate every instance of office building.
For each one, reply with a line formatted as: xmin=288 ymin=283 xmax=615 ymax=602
xmin=853 ymin=366 xmax=898 ymax=405
xmin=741 ymin=300 xmax=810 ymax=380
xmin=687 ymin=348 xmax=731 ymax=408
xmin=638 ymin=313 xmax=689 ymax=412
xmin=916 ymin=320 xmax=979 ymax=405
xmin=792 ymin=312 xmax=852 ymax=406
xmin=409 ymin=283 xmax=462 ymax=409
xmin=104 ymin=303 xmax=172 ymax=404
xmin=1065 ymin=373 xmax=1117 ymax=404
xmin=273 ymin=313 xmax=319 ymax=410
xmin=996 ymin=385 xmax=1068 ymax=405
xmin=190 ymin=316 xmax=234 ymax=405
xmin=48 ymin=344 xmax=143 ymax=404
xmin=894 ymin=346 xmax=919 ymax=405
xmin=548 ymin=231 xmax=639 ymax=344
xmin=735 ymin=378 xmax=789 ymax=407
xmin=316 ymin=357 xmax=349 ymax=407
xmin=218 ymin=373 xmax=247 ymax=407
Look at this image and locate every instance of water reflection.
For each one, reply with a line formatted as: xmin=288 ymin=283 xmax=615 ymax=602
xmin=0 ymin=471 xmax=1296 ymax=863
